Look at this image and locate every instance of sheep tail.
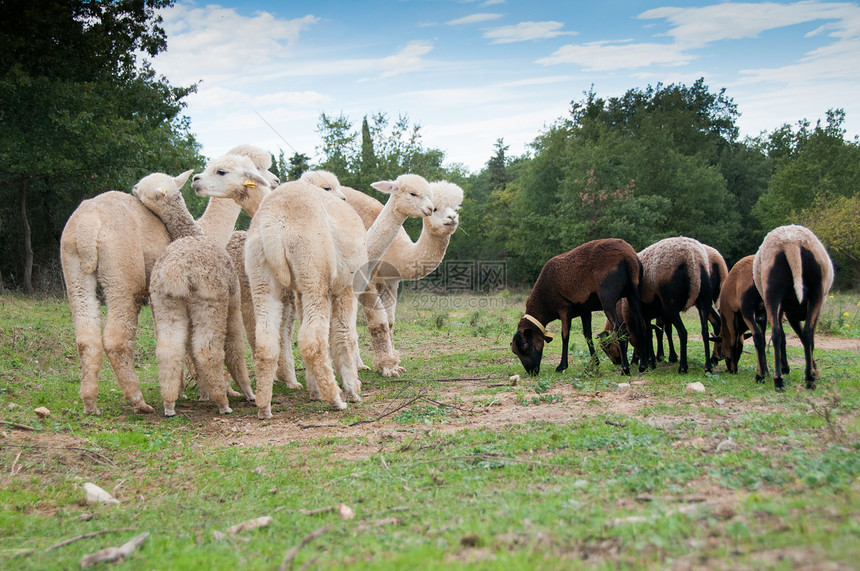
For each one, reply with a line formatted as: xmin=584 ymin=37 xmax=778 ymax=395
xmin=77 ymin=217 xmax=101 ymax=275
xmin=784 ymin=242 xmax=806 ymax=303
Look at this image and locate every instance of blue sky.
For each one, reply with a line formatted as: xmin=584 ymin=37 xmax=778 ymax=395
xmin=150 ymin=0 xmax=860 ymax=172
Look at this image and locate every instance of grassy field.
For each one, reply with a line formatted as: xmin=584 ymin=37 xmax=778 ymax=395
xmin=1 ymin=290 xmax=859 ymax=570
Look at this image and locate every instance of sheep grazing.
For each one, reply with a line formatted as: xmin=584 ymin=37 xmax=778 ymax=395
xmin=653 ymin=243 xmax=727 ymax=364
xmin=711 ymin=255 xmax=769 ymax=380
xmin=343 ymin=180 xmax=464 ymax=376
xmin=753 ymin=224 xmax=834 ymax=391
xmin=603 ymin=237 xmax=714 ymax=374
xmin=59 ymin=152 xmax=251 ymax=414
xmin=132 ymin=171 xmax=262 ymax=416
xmin=511 ymin=238 xmax=647 ymax=376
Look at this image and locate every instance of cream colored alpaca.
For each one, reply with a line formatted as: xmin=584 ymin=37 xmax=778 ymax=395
xmin=344 ymin=181 xmax=463 ymax=376
xmin=59 ymin=150 xmax=260 ymax=414
xmin=195 ymin=166 xmax=433 ymax=417
xmin=224 ymin=170 xmax=347 ymax=390
xmin=133 ymin=171 xmax=262 ymax=416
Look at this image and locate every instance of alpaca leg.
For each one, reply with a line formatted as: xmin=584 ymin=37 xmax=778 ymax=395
xmin=252 ymin=290 xmax=285 ymax=420
xmin=224 ymin=295 xmax=255 ymax=402
xmin=298 ymin=291 xmax=345 ymax=410
xmin=67 ymin=271 xmax=104 ymax=415
xmin=277 ymin=290 xmax=301 ymax=389
xmin=330 ymin=289 xmax=362 ymax=403
xmin=360 ymin=284 xmax=401 ymax=377
xmin=102 ymin=291 xmax=153 ymax=413
xmin=189 ymin=299 xmax=231 ymax=414
xmin=152 ymin=296 xmax=188 ymax=417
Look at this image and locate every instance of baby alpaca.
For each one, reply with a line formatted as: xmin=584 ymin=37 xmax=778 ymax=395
xmin=133 ymin=171 xmax=259 ymax=416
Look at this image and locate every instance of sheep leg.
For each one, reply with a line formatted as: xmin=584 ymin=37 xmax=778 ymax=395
xmin=750 ymin=313 xmax=769 ymax=382
xmin=664 ymin=321 xmax=678 ymax=363
xmin=298 ymin=290 xmax=345 ymax=410
xmin=769 ymin=303 xmax=787 ymax=391
xmin=582 ymin=311 xmax=600 ymax=370
xmin=556 ymin=309 xmax=572 ymax=373
xmin=786 ymin=313 xmax=818 ymax=389
xmin=698 ymin=305 xmax=713 ymax=373
xmin=330 ymin=288 xmax=362 ymax=403
xmin=277 ymin=290 xmax=301 ymax=390
xmin=666 ymin=311 xmax=688 ymax=374
xmin=67 ymin=271 xmax=105 ymax=415
xmin=654 ymin=318 xmax=666 ymax=362
xmin=102 ymin=291 xmax=154 ymax=414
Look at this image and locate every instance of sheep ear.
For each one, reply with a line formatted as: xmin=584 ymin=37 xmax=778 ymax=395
xmin=371 ymin=180 xmax=396 ymax=195
xmin=742 ymin=332 xmax=753 ymax=340
xmin=709 ymin=335 xmax=722 ymax=343
xmin=174 ymin=169 xmax=194 ymax=189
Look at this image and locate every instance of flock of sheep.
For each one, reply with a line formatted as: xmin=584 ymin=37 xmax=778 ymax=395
xmin=510 ymin=227 xmax=834 ymax=392
xmin=60 ymin=142 xmax=834 ymax=421
xmin=60 ymin=145 xmax=463 ymax=419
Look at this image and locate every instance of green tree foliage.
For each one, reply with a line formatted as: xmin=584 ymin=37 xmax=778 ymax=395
xmin=0 ymin=0 xmax=203 ymax=293
xmin=473 ymin=80 xmax=755 ymax=283
xmin=754 ymin=109 xmax=860 ymax=230
xmin=802 ymin=194 xmax=860 ymax=287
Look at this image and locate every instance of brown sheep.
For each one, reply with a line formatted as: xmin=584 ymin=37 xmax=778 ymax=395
xmin=711 ymin=255 xmax=769 ymax=380
xmin=511 ymin=239 xmax=647 ymax=376
xmin=753 ymin=225 xmax=834 ymax=391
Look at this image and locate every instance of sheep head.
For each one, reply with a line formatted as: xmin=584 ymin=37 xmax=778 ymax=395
xmin=191 ymin=154 xmax=271 ymax=212
xmin=510 ymin=318 xmax=551 ymax=376
xmin=301 ymin=170 xmax=347 ymax=200
xmin=371 ymin=174 xmax=434 ymax=219
xmin=132 ymin=170 xmax=194 ymax=216
xmin=426 ymin=181 xmax=463 ymax=236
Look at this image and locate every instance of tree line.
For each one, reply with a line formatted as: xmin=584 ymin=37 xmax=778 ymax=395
xmin=1 ymin=1 xmax=858 ymax=294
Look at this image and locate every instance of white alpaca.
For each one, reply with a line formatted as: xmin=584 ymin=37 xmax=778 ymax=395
xmin=225 ymin=170 xmax=347 ymax=389
xmin=194 ymin=165 xmax=433 ymax=417
xmin=343 ymin=181 xmax=463 ymax=376
xmin=59 ymin=149 xmax=262 ymax=414
xmin=132 ymin=171 xmax=262 ymax=416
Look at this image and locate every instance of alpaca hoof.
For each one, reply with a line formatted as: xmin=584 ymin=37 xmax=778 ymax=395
xmin=245 ymin=392 xmax=256 ymax=403
xmin=133 ymin=401 xmax=155 ymax=414
xmin=380 ymin=367 xmax=400 ymax=378
xmin=219 ymin=406 xmax=233 ymax=414
xmin=226 ymin=387 xmax=243 ymax=398
xmin=357 ymin=363 xmax=371 ymax=371
xmin=163 ymin=406 xmax=176 ymax=417
xmin=284 ymin=380 xmax=303 ymax=390
xmin=345 ymin=392 xmax=361 ymax=403
xmin=257 ymin=405 xmax=273 ymax=420
xmin=330 ymin=397 xmax=347 ymax=411
xmin=84 ymin=404 xmax=101 ymax=416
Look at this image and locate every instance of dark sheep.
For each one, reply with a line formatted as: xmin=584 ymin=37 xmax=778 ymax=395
xmin=753 ymin=225 xmax=834 ymax=391
xmin=510 ymin=238 xmax=647 ymax=376
xmin=602 ymin=237 xmax=714 ymax=374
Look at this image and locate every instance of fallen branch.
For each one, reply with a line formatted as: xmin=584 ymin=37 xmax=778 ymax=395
xmin=79 ymin=532 xmax=148 ymax=568
xmin=0 ymin=420 xmax=35 ymax=431
xmin=44 ymin=529 xmax=135 ymax=553
xmin=378 ymin=376 xmax=492 ymax=384
xmin=298 ymin=504 xmax=354 ymax=520
xmin=278 ymin=525 xmax=332 ymax=571
xmin=605 ymin=420 xmax=627 ymax=428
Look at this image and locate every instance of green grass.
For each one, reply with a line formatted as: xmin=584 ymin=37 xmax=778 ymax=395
xmin=1 ymin=291 xmax=859 ymax=569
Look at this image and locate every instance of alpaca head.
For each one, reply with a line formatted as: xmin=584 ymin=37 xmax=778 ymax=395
xmin=426 ymin=181 xmax=463 ymax=236
xmin=228 ymin=144 xmax=280 ymax=187
xmin=371 ymin=174 xmax=434 ymax=218
xmin=191 ymin=154 xmax=271 ymax=210
xmin=132 ymin=170 xmax=194 ymax=217
xmin=300 ymin=170 xmax=347 ymax=200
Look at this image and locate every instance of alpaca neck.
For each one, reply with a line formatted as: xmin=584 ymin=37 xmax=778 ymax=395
xmin=234 ymin=183 xmax=269 ymax=218
xmin=197 ymin=197 xmax=242 ymax=248
xmin=397 ymin=220 xmax=453 ymax=280
xmin=161 ymin=202 xmax=203 ymax=241
xmin=365 ymin=199 xmax=408 ymax=267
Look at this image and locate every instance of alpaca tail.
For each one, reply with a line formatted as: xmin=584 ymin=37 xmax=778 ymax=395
xmin=784 ymin=242 xmax=806 ymax=303
xmin=259 ymin=228 xmax=293 ymax=289
xmin=76 ymin=217 xmax=102 ymax=275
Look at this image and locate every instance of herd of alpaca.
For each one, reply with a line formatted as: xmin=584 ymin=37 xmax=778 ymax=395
xmin=61 ymin=143 xmax=835 ymax=420
xmin=61 ymin=145 xmax=459 ymax=418
xmin=514 ymin=228 xmax=834 ymax=392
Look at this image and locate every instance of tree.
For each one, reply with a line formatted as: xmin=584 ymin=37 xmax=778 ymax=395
xmin=0 ymin=0 xmax=203 ymax=293
xmin=803 ymin=194 xmax=860 ymax=287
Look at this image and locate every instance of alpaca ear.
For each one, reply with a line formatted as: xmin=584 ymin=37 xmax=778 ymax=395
xmin=174 ymin=169 xmax=194 ymax=189
xmin=244 ymin=170 xmax=269 ymax=188
xmin=371 ymin=180 xmax=397 ymax=195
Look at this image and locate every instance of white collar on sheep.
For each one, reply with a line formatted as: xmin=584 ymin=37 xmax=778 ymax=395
xmin=523 ymin=314 xmax=554 ymax=341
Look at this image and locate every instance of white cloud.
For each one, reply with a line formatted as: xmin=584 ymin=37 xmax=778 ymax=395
xmin=446 ymin=13 xmax=503 ymax=25
xmin=537 ymin=40 xmax=692 ymax=70
xmin=153 ymin=5 xmax=319 ymax=85
xmin=484 ymin=21 xmax=576 ymax=44
xmin=376 ymin=41 xmax=434 ymax=79
xmin=640 ymin=1 xmax=860 ymax=48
